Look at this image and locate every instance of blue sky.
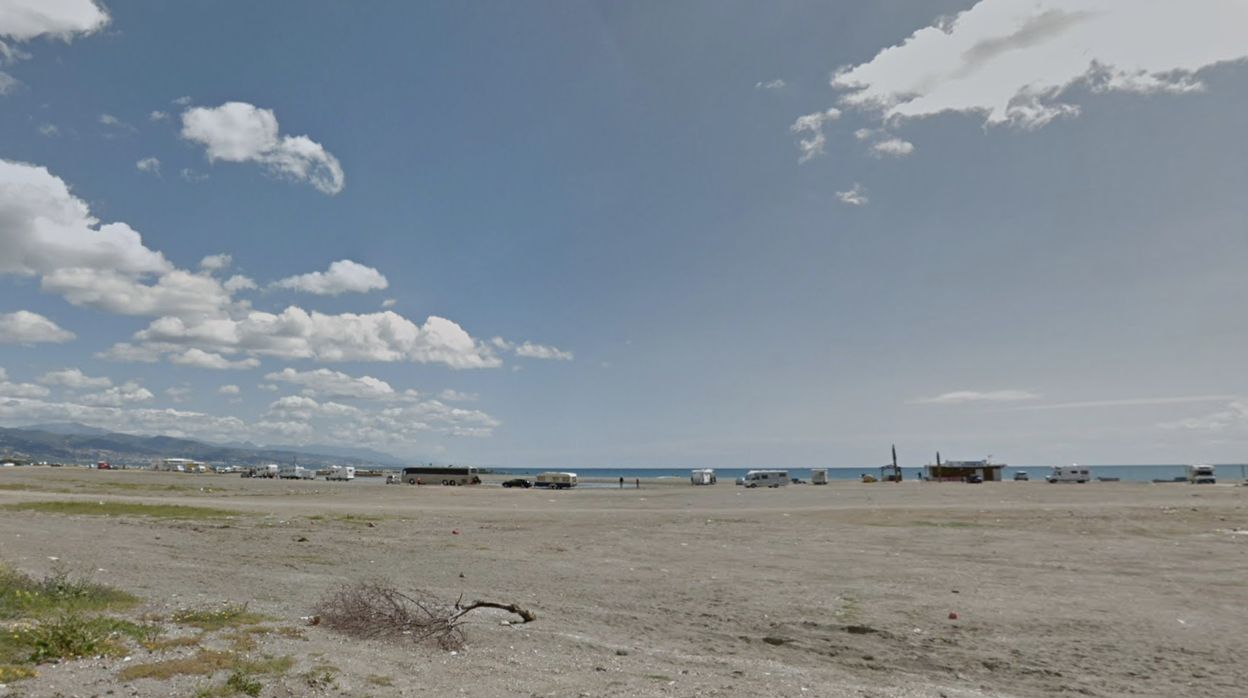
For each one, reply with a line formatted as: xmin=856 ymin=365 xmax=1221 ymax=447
xmin=1 ymin=0 xmax=1247 ymax=468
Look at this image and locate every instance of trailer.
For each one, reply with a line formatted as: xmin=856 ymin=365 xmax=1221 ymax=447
xmin=1046 ymin=465 xmax=1091 ymax=483
xmin=534 ymin=471 xmax=578 ymax=489
xmin=690 ymin=469 xmax=716 ymax=485
xmin=325 ymin=465 xmax=356 ymax=481
xmin=741 ymin=470 xmax=790 ymax=488
xmin=810 ymin=468 xmax=828 ymax=485
xmin=1186 ymin=464 xmax=1216 ymax=484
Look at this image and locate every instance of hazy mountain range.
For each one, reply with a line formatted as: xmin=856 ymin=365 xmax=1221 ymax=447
xmin=1 ymin=423 xmax=406 ymax=468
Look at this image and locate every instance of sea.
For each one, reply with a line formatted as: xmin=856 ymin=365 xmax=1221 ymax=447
xmin=392 ymin=464 xmax=1248 ymax=485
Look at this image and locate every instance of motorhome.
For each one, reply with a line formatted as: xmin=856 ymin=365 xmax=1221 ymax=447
xmin=1046 ymin=465 xmax=1091 ymax=483
xmin=326 ymin=465 xmax=356 ymax=481
xmin=159 ymin=458 xmax=198 ymax=473
xmin=690 ymin=469 xmax=716 ymax=485
xmin=251 ymin=463 xmax=279 ymax=479
xmin=741 ymin=470 xmax=790 ymax=488
xmin=810 ymin=468 xmax=829 ymax=485
xmin=278 ymin=464 xmax=315 ymax=480
xmin=1186 ymin=464 xmax=1216 ymax=484
xmin=534 ymin=471 xmax=578 ymax=489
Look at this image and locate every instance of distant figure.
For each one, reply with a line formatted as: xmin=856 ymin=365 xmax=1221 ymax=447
xmin=619 ymin=476 xmax=624 ymax=489
xmin=635 ymin=478 xmax=640 ymax=489
xmin=416 ymin=477 xmax=422 ymax=485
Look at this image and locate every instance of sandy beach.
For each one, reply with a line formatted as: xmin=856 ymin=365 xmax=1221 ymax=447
xmin=0 ymin=467 xmax=1245 ymax=698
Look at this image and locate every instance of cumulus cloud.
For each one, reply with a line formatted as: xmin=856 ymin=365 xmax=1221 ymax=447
xmin=76 ymin=381 xmax=154 ymax=407
xmin=835 ymin=183 xmax=869 ymax=206
xmin=164 ymin=386 xmax=192 ymax=403
xmin=438 ymin=389 xmax=478 ymax=402
xmin=790 ymin=108 xmax=841 ymax=163
xmin=265 ymin=367 xmax=401 ymax=401
xmin=910 ymin=390 xmax=1040 ymax=405
xmin=381 ymin=298 xmax=396 ymax=308
xmin=0 ymin=310 xmax=75 ymax=344
xmin=218 ymin=384 xmax=240 ymax=395
xmin=180 ymin=168 xmax=207 ymax=183
xmin=199 ymin=254 xmax=231 ymax=271
xmin=755 ymin=78 xmax=786 ymax=90
xmin=37 ymin=123 xmax=58 ymax=136
xmin=0 ymin=367 xmax=50 ymax=398
xmin=149 ymin=110 xmax=168 ymax=122
xmin=172 ymin=96 xmax=192 ymax=106
xmin=0 ymin=0 xmax=109 ymax=92
xmin=490 ymin=338 xmax=574 ymax=361
xmin=223 ymin=274 xmax=257 ymax=293
xmin=37 ymin=368 xmax=110 ymax=389
xmin=1157 ymin=401 xmax=1248 ymax=432
xmin=829 ymin=0 xmax=1248 ymax=135
xmin=267 ymin=395 xmax=361 ymax=421
xmin=180 ymin=102 xmax=345 ymax=194
xmin=870 ymin=138 xmax=914 ymax=158
xmin=99 ymin=113 xmax=135 ymax=132
xmin=167 ymin=348 xmax=260 ymax=371
xmin=136 ymin=157 xmax=161 ymax=176
xmin=270 ymin=260 xmax=388 ymax=295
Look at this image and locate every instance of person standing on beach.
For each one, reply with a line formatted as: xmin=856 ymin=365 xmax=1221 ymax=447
xmin=635 ymin=478 xmax=640 ymax=488
xmin=619 ymin=476 xmax=624 ymax=488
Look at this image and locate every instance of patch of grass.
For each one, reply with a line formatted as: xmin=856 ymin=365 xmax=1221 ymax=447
xmin=3 ymin=501 xmax=241 ymax=520
xmin=836 ymin=594 xmax=862 ymax=623
xmin=366 ymin=674 xmax=395 ymax=686
xmin=0 ymin=563 xmax=138 ymax=620
xmin=145 ymin=635 xmax=202 ymax=651
xmin=86 ymin=481 xmax=198 ymax=493
xmin=120 ymin=649 xmax=236 ymax=681
xmin=226 ymin=669 xmax=263 ymax=697
xmin=171 ymin=603 xmax=267 ymax=631
xmin=11 ymin=613 xmax=131 ymax=662
xmin=645 ymin=674 xmax=673 ymax=682
xmin=704 ymin=518 xmax=753 ymax=525
xmin=0 ymin=664 xmax=39 ymax=681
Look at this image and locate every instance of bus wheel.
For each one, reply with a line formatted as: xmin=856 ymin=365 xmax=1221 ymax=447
xmin=406 ymin=477 xmax=417 ymax=485
xmin=441 ymin=480 xmax=449 ymax=486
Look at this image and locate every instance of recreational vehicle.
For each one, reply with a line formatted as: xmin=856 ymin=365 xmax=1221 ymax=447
xmin=159 ymin=458 xmax=198 ymax=473
xmin=1186 ymin=464 xmax=1216 ymax=484
xmin=251 ymin=464 xmax=279 ymax=479
xmin=1046 ymin=465 xmax=1091 ymax=483
xmin=534 ymin=471 xmax=578 ymax=489
xmin=741 ymin=470 xmax=790 ymax=488
xmin=400 ymin=466 xmax=479 ymax=486
xmin=690 ymin=469 xmax=716 ymax=485
xmin=325 ymin=465 xmax=356 ymax=481
xmin=810 ymin=468 xmax=828 ymax=485
xmin=278 ymin=464 xmax=315 ymax=480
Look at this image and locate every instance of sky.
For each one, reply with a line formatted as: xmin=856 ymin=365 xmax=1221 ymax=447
xmin=1 ymin=0 xmax=1247 ymax=469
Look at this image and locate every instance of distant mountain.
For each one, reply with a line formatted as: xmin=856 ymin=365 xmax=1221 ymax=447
xmin=262 ymin=443 xmax=406 ymax=466
xmin=21 ymin=422 xmax=114 ymax=437
xmin=0 ymin=426 xmax=399 ymax=469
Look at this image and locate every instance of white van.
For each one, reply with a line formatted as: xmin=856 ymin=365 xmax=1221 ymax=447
xmin=326 ymin=465 xmax=356 ymax=481
xmin=1046 ymin=465 xmax=1090 ymax=483
xmin=1186 ymin=464 xmax=1216 ymax=484
xmin=534 ymin=471 xmax=577 ymax=489
xmin=810 ymin=468 xmax=828 ymax=485
xmin=741 ymin=470 xmax=789 ymax=488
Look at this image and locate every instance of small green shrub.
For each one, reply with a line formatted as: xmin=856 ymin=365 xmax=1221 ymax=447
xmin=226 ymin=669 xmax=263 ymax=697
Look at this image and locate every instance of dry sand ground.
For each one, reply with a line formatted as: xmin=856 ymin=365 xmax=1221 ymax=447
xmin=0 ymin=467 xmax=1246 ymax=698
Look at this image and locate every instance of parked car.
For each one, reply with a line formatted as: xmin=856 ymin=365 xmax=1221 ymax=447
xmin=965 ymin=474 xmax=983 ymax=484
xmin=501 ymin=478 xmax=532 ymax=488
xmin=1013 ymin=472 xmax=1029 ymax=481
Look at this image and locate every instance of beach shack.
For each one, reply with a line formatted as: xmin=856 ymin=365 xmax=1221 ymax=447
xmin=924 ymin=459 xmax=1006 ymax=482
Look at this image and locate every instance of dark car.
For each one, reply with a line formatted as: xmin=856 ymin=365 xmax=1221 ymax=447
xmin=965 ymin=474 xmax=983 ymax=484
xmin=501 ymin=478 xmax=532 ymax=488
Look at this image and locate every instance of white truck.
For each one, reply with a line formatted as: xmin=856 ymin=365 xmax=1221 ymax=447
xmin=1046 ymin=465 xmax=1091 ymax=483
xmin=1186 ymin=464 xmax=1216 ymax=484
xmin=325 ymin=465 xmax=356 ymax=481
xmin=741 ymin=469 xmax=790 ymax=488
xmin=810 ymin=468 xmax=829 ymax=485
xmin=690 ymin=469 xmax=716 ymax=485
xmin=278 ymin=464 xmax=315 ymax=480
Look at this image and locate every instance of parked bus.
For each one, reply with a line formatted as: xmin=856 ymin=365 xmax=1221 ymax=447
xmin=400 ymin=466 xmax=480 ymax=486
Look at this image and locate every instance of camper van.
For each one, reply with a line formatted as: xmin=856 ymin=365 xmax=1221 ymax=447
xmin=278 ymin=464 xmax=315 ymax=480
xmin=250 ymin=464 xmax=279 ymax=479
xmin=690 ymin=469 xmax=716 ymax=485
xmin=325 ymin=465 xmax=356 ymax=481
xmin=1046 ymin=465 xmax=1091 ymax=483
xmin=1186 ymin=464 xmax=1216 ymax=484
xmin=534 ymin=471 xmax=577 ymax=489
xmin=810 ymin=468 xmax=828 ymax=485
xmin=741 ymin=470 xmax=790 ymax=488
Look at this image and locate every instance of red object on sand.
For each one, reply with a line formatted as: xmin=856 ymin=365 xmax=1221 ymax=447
xmin=453 ymin=529 xmax=460 ymax=535
xmin=948 ymin=612 xmax=959 ymax=620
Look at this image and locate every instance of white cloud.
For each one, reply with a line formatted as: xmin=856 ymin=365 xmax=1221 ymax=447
xmin=1018 ymin=394 xmax=1238 ymax=411
xmin=0 ymin=368 xmax=50 ymax=398
xmin=438 ymin=389 xmax=478 ymax=402
xmin=164 ymin=386 xmax=192 ymax=403
xmin=180 ymin=168 xmax=207 ymax=183
xmin=199 ymin=254 xmax=232 ymax=271
xmin=135 ymin=157 xmax=161 ymax=176
xmin=223 ymin=274 xmax=257 ymax=292
xmin=258 ymin=383 xmax=278 ymax=391
xmin=265 ymin=367 xmax=401 ymax=401
xmin=171 ymin=96 xmax=192 ymax=106
xmin=180 ymin=102 xmax=345 ymax=195
xmin=870 ymin=138 xmax=914 ymax=158
xmin=270 ymin=259 xmax=388 ymax=295
xmin=381 ymin=298 xmax=396 ymax=308
xmin=835 ymin=183 xmax=869 ymax=206
xmin=95 ymin=342 xmax=162 ymax=363
xmin=40 ymin=267 xmax=233 ymax=320
xmin=755 ymin=78 xmax=786 ymax=90
xmin=99 ymin=113 xmax=135 ymax=131
xmin=1157 ymin=401 xmax=1248 ymax=433
xmin=790 ymin=108 xmax=841 ymax=163
xmin=853 ymin=128 xmax=876 ymax=140
xmin=0 ymin=1 xmax=110 ymax=42
xmin=37 ymin=123 xmax=58 ymax=136
xmin=218 ymin=384 xmax=240 ymax=395
xmin=267 ymin=395 xmax=362 ymax=421
xmin=0 ymin=310 xmax=75 ymax=344
xmin=149 ymin=110 xmax=168 ymax=122
xmin=514 ymin=341 xmax=574 ymax=361
xmin=38 ymin=368 xmax=110 ymax=389
xmin=910 ymin=390 xmax=1040 ymax=405
xmin=76 ymin=381 xmax=154 ymax=407
xmin=168 ymin=349 xmax=260 ymax=371
xmin=831 ymin=0 xmax=1248 ymax=133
